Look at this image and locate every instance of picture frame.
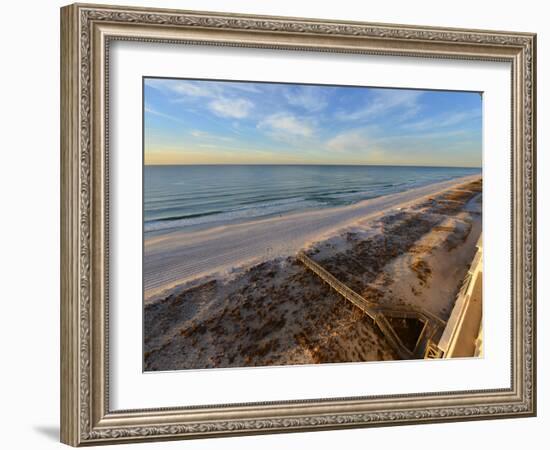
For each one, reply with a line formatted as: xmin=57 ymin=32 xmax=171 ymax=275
xmin=60 ymin=2 xmax=536 ymax=446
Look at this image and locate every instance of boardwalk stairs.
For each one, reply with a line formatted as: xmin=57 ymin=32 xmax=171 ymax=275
xmin=297 ymin=251 xmax=445 ymax=360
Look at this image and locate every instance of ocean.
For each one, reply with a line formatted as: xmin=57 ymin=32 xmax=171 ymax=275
xmin=144 ymin=165 xmax=480 ymax=234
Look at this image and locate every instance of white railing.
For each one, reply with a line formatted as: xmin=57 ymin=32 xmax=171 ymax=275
xmin=436 ymin=234 xmax=483 ymax=357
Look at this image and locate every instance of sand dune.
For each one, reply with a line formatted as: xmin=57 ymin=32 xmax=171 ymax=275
xmin=144 ymin=175 xmax=480 ymax=301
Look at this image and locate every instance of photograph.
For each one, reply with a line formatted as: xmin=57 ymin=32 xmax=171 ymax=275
xmin=143 ymin=78 xmax=483 ymax=371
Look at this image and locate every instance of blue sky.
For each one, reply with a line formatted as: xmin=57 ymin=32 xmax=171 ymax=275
xmin=144 ymin=77 xmax=482 ymax=167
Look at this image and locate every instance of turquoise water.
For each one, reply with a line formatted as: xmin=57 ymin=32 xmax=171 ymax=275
xmin=144 ymin=165 xmax=480 ymax=233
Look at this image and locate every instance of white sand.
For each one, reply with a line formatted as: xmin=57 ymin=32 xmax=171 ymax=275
xmin=144 ymin=175 xmax=480 ymax=301
xmin=366 ymin=193 xmax=482 ymax=319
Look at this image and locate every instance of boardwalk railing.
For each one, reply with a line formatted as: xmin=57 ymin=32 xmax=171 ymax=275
xmin=297 ymin=251 xmax=445 ymax=359
xmin=297 ymin=251 xmax=376 ymax=318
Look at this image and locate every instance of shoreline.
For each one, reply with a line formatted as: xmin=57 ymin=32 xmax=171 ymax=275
xmin=144 ymin=174 xmax=481 ymax=302
xmin=145 ymin=171 xmax=481 ymax=237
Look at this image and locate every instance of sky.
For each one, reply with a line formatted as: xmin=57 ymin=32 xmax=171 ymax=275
xmin=144 ymin=77 xmax=482 ymax=167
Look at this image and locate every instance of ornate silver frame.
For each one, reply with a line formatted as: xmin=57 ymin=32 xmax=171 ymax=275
xmin=60 ymin=3 xmax=536 ymax=446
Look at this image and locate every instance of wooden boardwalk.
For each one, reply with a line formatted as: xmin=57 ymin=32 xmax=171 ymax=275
xmin=297 ymin=251 xmax=445 ymax=359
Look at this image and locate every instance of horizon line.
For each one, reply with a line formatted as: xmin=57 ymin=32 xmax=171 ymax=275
xmin=144 ymin=163 xmax=482 ymax=169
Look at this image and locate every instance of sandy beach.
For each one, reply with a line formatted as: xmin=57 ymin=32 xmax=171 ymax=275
xmin=144 ymin=176 xmax=482 ymax=370
xmin=145 ymin=174 xmax=480 ymax=302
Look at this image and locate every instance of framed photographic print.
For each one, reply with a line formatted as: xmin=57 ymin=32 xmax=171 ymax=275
xmin=60 ymin=3 xmax=536 ymax=446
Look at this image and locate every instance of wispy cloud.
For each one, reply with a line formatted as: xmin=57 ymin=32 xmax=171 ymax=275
xmin=336 ymin=89 xmax=422 ymax=122
xmin=190 ymin=130 xmax=235 ymax=142
xmin=326 ymin=128 xmax=370 ymax=152
xmin=224 ymin=82 xmax=263 ymax=94
xmin=284 ymin=86 xmax=328 ymax=112
xmin=208 ymin=98 xmax=253 ymax=119
xmin=258 ymin=113 xmax=315 ymax=140
xmin=402 ymin=109 xmax=481 ymax=131
xmin=144 ymin=104 xmax=185 ymax=124
xmin=146 ymin=78 xmax=255 ymax=120
xmin=377 ymin=129 xmax=471 ymax=143
xmin=146 ymin=79 xmax=212 ymax=98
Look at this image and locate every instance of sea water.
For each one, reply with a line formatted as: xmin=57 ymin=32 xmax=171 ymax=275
xmin=144 ymin=165 xmax=480 ymax=234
